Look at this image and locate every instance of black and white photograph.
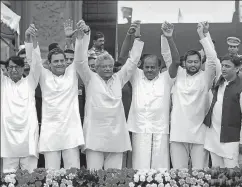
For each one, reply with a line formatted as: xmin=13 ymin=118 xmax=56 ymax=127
xmin=0 ymin=1 xmax=242 ymax=186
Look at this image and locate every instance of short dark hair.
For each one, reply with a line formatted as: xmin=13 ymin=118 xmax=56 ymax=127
xmin=88 ymin=56 xmax=96 ymax=61
xmin=47 ymin=48 xmax=66 ymax=63
xmin=221 ymin=55 xmax=242 ymax=67
xmin=143 ymin=54 xmax=161 ymax=67
xmin=17 ymin=49 xmax=26 ymax=56
xmin=184 ymin=50 xmax=202 ymax=62
xmin=64 ymin=49 xmax=74 ymax=54
xmin=48 ymin=43 xmax=59 ymax=52
xmin=5 ymin=56 xmax=25 ymax=67
xmin=93 ymin=31 xmax=104 ymax=40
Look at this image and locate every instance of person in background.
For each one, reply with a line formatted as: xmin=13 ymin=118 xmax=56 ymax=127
xmin=17 ymin=46 xmax=30 ymax=77
xmin=64 ymin=49 xmax=74 ymax=66
xmin=227 ymin=37 xmax=241 ymax=57
xmin=88 ymin=31 xmax=109 ymax=58
xmin=88 ymin=55 xmax=96 ymax=72
xmin=75 ymin=20 xmax=144 ymax=170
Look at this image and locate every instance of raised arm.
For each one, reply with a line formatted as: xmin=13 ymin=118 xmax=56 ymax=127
xmin=202 ymin=21 xmax=221 ymax=82
xmin=25 ymin=24 xmax=42 ymax=88
xmin=197 ymin=22 xmax=216 ymax=90
xmin=117 ymin=37 xmax=144 ymax=87
xmin=161 ymin=34 xmax=172 ymax=68
xmin=74 ymin=20 xmax=92 ymax=85
xmin=161 ymin=22 xmax=180 ymax=78
xmin=118 ymin=21 xmax=140 ymax=65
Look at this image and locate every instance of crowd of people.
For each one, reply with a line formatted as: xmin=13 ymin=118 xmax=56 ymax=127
xmin=1 ymin=18 xmax=242 ymax=173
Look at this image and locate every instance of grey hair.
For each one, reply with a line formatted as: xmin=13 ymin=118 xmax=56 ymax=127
xmin=95 ymin=52 xmax=114 ymax=67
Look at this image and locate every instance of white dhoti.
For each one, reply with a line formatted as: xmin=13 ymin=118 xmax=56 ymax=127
xmin=170 ymin=142 xmax=208 ymax=169
xmin=3 ymin=156 xmax=38 ymax=173
xmin=132 ymin=133 xmax=170 ymax=170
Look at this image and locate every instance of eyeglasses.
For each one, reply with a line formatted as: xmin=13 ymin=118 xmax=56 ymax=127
xmin=7 ymin=65 xmax=23 ymax=71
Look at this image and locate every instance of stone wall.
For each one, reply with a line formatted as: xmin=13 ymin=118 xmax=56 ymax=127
xmin=11 ymin=0 xmax=82 ymax=59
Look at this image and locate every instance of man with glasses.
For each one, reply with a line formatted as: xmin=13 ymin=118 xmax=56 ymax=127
xmin=1 ymin=54 xmax=39 ymax=172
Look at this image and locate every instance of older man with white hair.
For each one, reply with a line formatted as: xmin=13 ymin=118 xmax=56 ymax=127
xmin=75 ymin=20 xmax=144 ymax=170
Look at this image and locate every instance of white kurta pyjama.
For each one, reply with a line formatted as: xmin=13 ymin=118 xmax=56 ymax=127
xmin=75 ymin=34 xmax=144 ymax=153
xmin=128 ymin=70 xmax=172 ymax=169
xmin=1 ymin=45 xmax=39 ymax=158
xmin=170 ymin=36 xmax=217 ymax=144
xmin=25 ymin=43 xmax=85 ymax=153
xmin=204 ymin=72 xmax=242 ymax=160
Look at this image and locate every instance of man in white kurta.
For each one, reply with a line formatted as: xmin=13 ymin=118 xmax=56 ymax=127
xmin=75 ymin=22 xmax=144 ymax=170
xmin=127 ymin=58 xmax=172 ymax=170
xmin=162 ymin=22 xmax=217 ymax=169
xmin=204 ymin=57 xmax=242 ymax=168
xmin=1 ymin=28 xmax=39 ymax=172
xmin=25 ymin=24 xmax=85 ymax=169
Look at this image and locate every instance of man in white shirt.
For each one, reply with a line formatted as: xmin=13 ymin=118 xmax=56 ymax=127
xmin=204 ymin=55 xmax=242 ymax=168
xmin=163 ymin=22 xmax=217 ymax=169
xmin=127 ymin=24 xmax=172 ymax=170
xmin=25 ymin=23 xmax=85 ymax=170
xmin=75 ymin=20 xmax=144 ymax=170
xmin=1 ymin=27 xmax=40 ymax=173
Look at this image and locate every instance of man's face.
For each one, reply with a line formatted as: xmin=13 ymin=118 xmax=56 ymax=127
xmin=49 ymin=53 xmax=67 ymax=76
xmin=228 ymin=45 xmax=239 ymax=56
xmin=95 ymin=59 xmax=114 ymax=81
xmin=143 ymin=58 xmax=160 ymax=80
xmin=19 ymin=53 xmax=30 ymax=75
xmin=65 ymin=52 xmax=74 ymax=66
xmin=185 ymin=54 xmax=201 ymax=75
xmin=7 ymin=60 xmax=24 ymax=82
xmin=88 ymin=59 xmax=96 ymax=72
xmin=221 ymin=59 xmax=239 ymax=81
xmin=94 ymin=37 xmax=105 ymax=50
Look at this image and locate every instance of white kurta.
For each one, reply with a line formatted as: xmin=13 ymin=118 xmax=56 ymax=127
xmin=170 ymin=37 xmax=217 ymax=144
xmin=25 ymin=43 xmax=85 ymax=153
xmin=1 ymin=51 xmax=39 ymax=158
xmin=128 ymin=70 xmax=172 ymax=134
xmin=75 ymin=34 xmax=144 ymax=152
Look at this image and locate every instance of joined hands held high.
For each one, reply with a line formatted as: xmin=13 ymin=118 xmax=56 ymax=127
xmin=25 ymin=24 xmax=38 ymax=43
xmin=76 ymin=19 xmax=90 ymax=40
